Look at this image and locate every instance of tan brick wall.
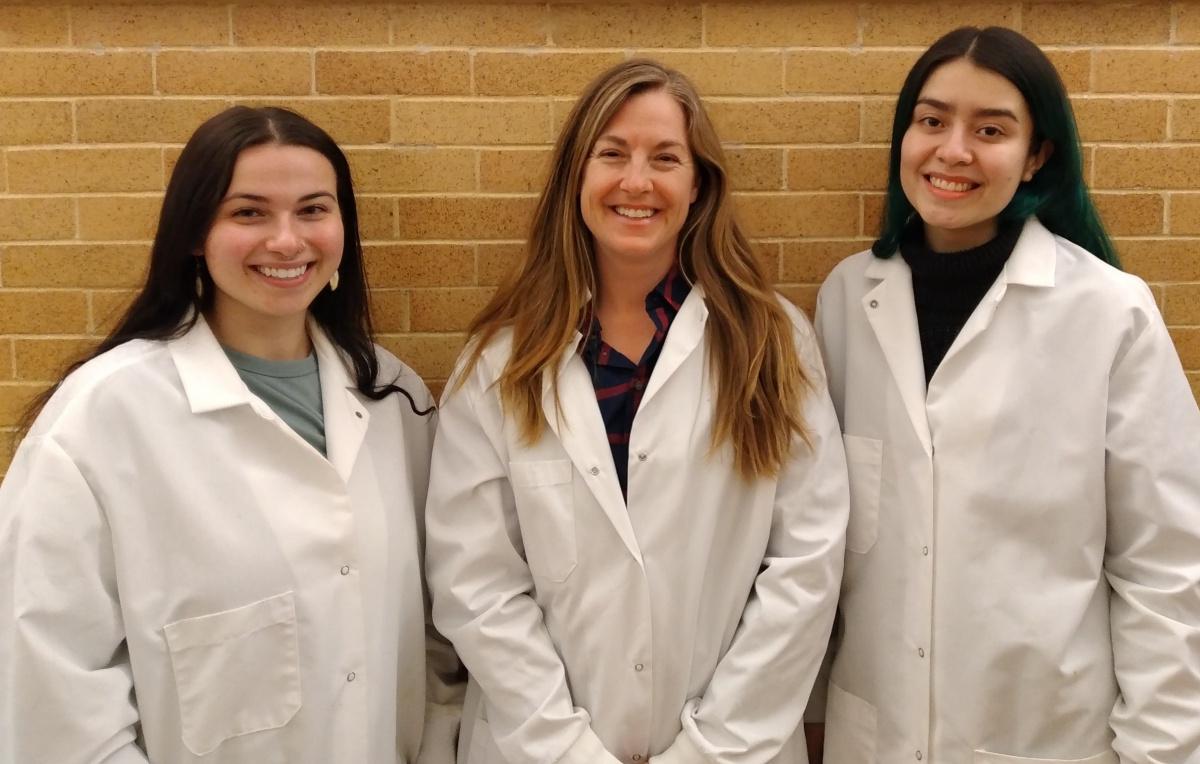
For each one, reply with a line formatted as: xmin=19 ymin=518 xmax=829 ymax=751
xmin=2 ymin=0 xmax=1200 ymax=473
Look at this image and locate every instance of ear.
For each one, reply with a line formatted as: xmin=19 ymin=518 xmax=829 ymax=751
xmin=1023 ymin=140 xmax=1054 ymax=182
xmin=689 ymin=178 xmax=699 ymax=205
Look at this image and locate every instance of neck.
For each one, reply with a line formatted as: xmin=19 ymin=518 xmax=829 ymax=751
xmin=207 ymin=304 xmax=311 ymax=361
xmin=594 ymin=251 xmax=674 ymax=316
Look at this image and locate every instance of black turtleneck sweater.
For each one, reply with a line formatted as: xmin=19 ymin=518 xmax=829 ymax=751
xmin=899 ymin=221 xmax=1023 ymax=384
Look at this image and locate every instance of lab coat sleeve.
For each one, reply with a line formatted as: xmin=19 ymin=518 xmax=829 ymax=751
xmin=1103 ymin=302 xmax=1200 ymax=764
xmin=0 ymin=435 xmax=150 ymax=764
xmin=654 ymin=318 xmax=850 ymax=764
xmin=424 ymin=365 xmax=621 ymax=764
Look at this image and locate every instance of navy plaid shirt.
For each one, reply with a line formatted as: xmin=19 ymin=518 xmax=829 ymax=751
xmin=580 ymin=266 xmax=692 ymax=498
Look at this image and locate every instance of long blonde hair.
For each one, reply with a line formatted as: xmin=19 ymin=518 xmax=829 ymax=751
xmin=457 ymin=59 xmax=811 ymax=479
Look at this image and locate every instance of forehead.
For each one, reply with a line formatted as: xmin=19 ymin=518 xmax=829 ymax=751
xmin=597 ymin=88 xmax=689 ymax=140
xmin=918 ymin=58 xmax=1030 ymax=118
xmin=227 ymin=143 xmax=337 ymax=190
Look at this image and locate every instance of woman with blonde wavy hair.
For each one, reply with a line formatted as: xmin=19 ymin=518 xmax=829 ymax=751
xmin=425 ymin=59 xmax=849 ymax=764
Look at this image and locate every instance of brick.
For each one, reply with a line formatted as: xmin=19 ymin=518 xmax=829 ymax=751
xmin=1164 ymin=283 xmax=1200 ymax=325
xmin=357 ymin=196 xmax=398 ymax=241
xmin=91 ymin=290 xmax=136 ymax=334
xmin=549 ymin=4 xmax=701 ymax=47
xmin=1040 ymin=51 xmax=1090 ymax=94
xmin=317 ymin=52 xmax=469 ymax=97
xmin=781 ymin=239 xmax=871 ymax=283
xmin=346 ymin=148 xmax=476 ymax=192
xmin=377 ymin=333 xmax=467 ymax=382
xmin=0 ymin=384 xmax=45 ymax=428
xmin=0 ymin=7 xmax=68 ymax=46
xmin=410 ymin=287 xmax=496 ymax=332
xmin=1171 ymin=99 xmax=1200 ymax=140
xmin=478 ymin=242 xmax=526 ymax=286
xmin=706 ymin=100 xmax=859 ymax=144
xmin=1170 ymin=327 xmax=1200 ymax=368
xmin=475 ymin=52 xmax=625 ymax=97
xmin=1094 ymin=147 xmax=1200 ymax=190
xmin=370 ymin=289 xmax=409 ymax=333
xmin=78 ymin=196 xmax=162 ymax=241
xmin=1118 ymin=239 xmax=1200 ymax=281
xmin=861 ymin=3 xmax=1017 ymax=46
xmin=480 ymin=149 xmax=551 ymax=193
xmin=705 ymin=3 xmax=857 ymax=46
xmin=1171 ymin=193 xmax=1200 ymax=235
xmin=734 ymin=193 xmax=859 ymax=238
xmin=863 ymin=194 xmax=885 ymax=237
xmin=76 ymin=99 xmax=229 ymax=144
xmin=787 ymin=147 xmax=889 ymax=192
xmin=365 ymin=244 xmax=476 ymax=288
xmin=234 ymin=4 xmax=389 ymax=45
xmin=236 ymin=98 xmax=391 ymax=145
xmin=1189 ymin=372 xmax=1200 ymax=402
xmin=0 ymin=435 xmax=14 ymax=475
xmin=2 ymin=245 xmax=148 ymax=288
xmin=0 ymin=340 xmax=10 ymax=380
xmin=0 ymin=101 xmax=72 ymax=146
xmin=72 ymin=4 xmax=229 ymax=46
xmin=14 ymin=338 xmax=98 ymax=382
xmin=392 ymin=3 xmax=548 ymax=46
xmin=158 ymin=52 xmax=311 ymax=96
xmin=861 ymin=98 xmax=898 ymax=143
xmin=638 ymin=51 xmax=783 ymax=97
xmin=0 ymin=52 xmax=151 ymax=96
xmin=0 ymin=198 xmax=75 ymax=241
xmin=786 ymin=51 xmax=919 ymax=96
xmin=776 ymin=284 xmax=820 ymax=319
xmin=396 ymin=196 xmax=536 ymax=240
xmin=393 ymin=100 xmax=551 ymax=145
xmin=725 ymin=148 xmax=783 ymax=192
xmin=1181 ymin=2 xmax=1200 ymax=43
xmin=0 ymin=291 xmax=88 ymax=334
xmin=1092 ymin=193 xmax=1165 ymax=236
xmin=7 ymin=148 xmax=161 ymax=194
xmin=1095 ymin=50 xmax=1200 ymax=94
xmin=1072 ymin=97 xmax=1168 ymax=142
xmin=1024 ymin=2 xmax=1170 ymax=45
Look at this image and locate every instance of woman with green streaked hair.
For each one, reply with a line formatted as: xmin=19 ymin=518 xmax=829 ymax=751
xmin=811 ymin=25 xmax=1200 ymax=764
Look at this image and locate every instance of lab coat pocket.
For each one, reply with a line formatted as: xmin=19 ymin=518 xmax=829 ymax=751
xmin=842 ymin=434 xmax=882 ymax=554
xmin=974 ymin=750 xmax=1117 ymax=764
xmin=824 ymin=683 xmax=876 ymax=764
xmin=509 ymin=459 xmax=577 ymax=582
xmin=164 ymin=591 xmax=302 ymax=756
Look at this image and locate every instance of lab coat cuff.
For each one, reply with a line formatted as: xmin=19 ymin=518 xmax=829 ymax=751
xmin=651 ymin=727 xmax=709 ymax=764
xmin=556 ymin=726 xmax=623 ymax=764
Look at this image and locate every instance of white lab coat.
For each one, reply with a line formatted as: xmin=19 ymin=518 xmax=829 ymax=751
xmin=0 ymin=315 xmax=461 ymax=764
xmin=425 ymin=289 xmax=848 ymax=764
xmin=813 ymin=218 xmax=1200 ymax=764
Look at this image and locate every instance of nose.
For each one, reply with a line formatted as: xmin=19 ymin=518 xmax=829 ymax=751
xmin=618 ymin=156 xmax=653 ymax=194
xmin=936 ymin=126 xmax=973 ymax=165
xmin=266 ymin=216 xmax=304 ymax=257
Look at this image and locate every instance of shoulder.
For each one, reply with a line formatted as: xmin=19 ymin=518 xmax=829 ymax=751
xmin=373 ymin=343 xmax=436 ymax=413
xmin=1053 ymin=234 xmax=1155 ymax=306
xmin=816 ymin=248 xmax=879 ymax=303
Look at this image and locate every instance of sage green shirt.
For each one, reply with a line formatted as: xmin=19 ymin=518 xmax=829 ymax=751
xmin=223 ymin=346 xmax=326 ymax=456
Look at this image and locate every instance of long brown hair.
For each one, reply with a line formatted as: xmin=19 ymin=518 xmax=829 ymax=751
xmin=457 ymin=59 xmax=811 ymax=479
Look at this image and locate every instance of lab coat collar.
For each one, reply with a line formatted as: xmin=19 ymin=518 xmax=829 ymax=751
xmin=168 ymin=314 xmax=257 ymax=415
xmin=1002 ymin=217 xmax=1057 ymax=288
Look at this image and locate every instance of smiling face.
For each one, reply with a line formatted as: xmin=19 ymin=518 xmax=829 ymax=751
xmin=580 ymin=88 xmax=698 ymax=278
xmin=201 ymin=142 xmax=343 ymax=357
xmin=900 ymin=58 xmax=1050 ymax=252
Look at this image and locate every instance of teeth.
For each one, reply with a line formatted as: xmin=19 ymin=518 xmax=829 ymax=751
xmin=615 ymin=206 xmax=655 ymax=219
xmin=929 ymin=176 xmax=974 ymax=193
xmin=257 ymin=265 xmax=307 ymax=280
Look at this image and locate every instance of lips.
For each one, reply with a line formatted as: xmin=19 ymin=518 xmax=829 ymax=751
xmin=926 ymin=174 xmax=979 ymax=193
xmin=613 ymin=205 xmax=657 ymax=219
xmin=254 ymin=263 xmax=310 ymax=280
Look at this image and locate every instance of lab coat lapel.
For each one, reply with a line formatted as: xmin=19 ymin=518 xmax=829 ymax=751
xmin=311 ymin=323 xmax=369 ymax=484
xmin=638 ymin=286 xmax=708 ymax=409
xmin=541 ymin=337 xmax=645 ymax=567
xmin=863 ymin=256 xmax=933 ymax=456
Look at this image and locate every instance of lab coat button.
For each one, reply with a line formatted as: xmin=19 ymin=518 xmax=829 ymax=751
xmin=347 ymin=672 xmax=356 ymax=682
xmin=632 ymin=756 xmax=643 ymax=762
xmin=634 ymin=663 xmax=644 ymax=672
xmin=918 ymin=647 xmax=925 ymax=658
xmin=590 ymin=466 xmax=600 ymax=476
xmin=637 ymin=452 xmax=647 ymax=461
xmin=340 ymin=565 xmax=351 ymax=576
xmin=916 ymin=752 xmax=923 ymax=761
xmin=922 ymin=546 xmax=929 ymax=556
xmin=869 ymin=299 xmax=879 ymax=308
xmin=354 ymin=411 xmax=363 ymax=419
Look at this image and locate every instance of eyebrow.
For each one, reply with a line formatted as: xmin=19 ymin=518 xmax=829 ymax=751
xmin=594 ymin=135 xmax=688 ymax=151
xmin=223 ymin=191 xmax=336 ymax=203
xmin=916 ymin=97 xmax=1021 ymax=121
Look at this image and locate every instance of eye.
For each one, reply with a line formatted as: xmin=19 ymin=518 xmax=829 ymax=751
xmin=653 ymin=153 xmax=683 ymax=165
xmin=231 ymin=207 xmax=264 ymax=219
xmin=978 ymin=125 xmax=1005 ymax=138
xmin=916 ymin=115 xmax=943 ymax=129
xmin=593 ymin=148 xmax=624 ymax=160
xmin=299 ymin=203 xmax=331 ymax=217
